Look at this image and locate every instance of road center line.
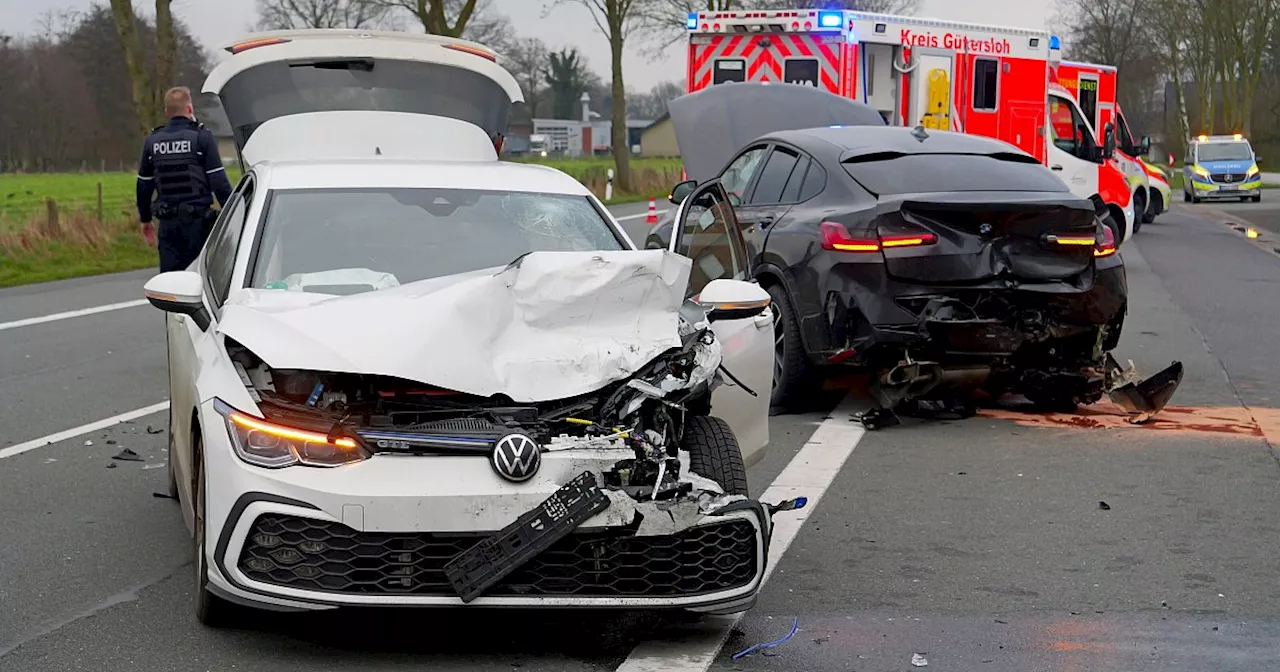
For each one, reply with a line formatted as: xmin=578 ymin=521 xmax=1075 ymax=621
xmin=0 ymin=299 xmax=150 ymax=332
xmin=615 ymin=394 xmax=866 ymax=672
xmin=0 ymin=401 xmax=170 ymax=460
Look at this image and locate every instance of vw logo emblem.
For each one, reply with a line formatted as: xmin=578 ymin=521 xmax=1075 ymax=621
xmin=491 ymin=433 xmax=541 ymax=482
xmin=979 ymin=223 xmax=993 ymax=236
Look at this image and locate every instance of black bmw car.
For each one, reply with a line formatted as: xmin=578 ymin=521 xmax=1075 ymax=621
xmin=651 ymin=83 xmax=1179 ymax=425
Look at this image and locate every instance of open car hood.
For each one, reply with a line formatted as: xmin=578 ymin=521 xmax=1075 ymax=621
xmin=668 ymin=82 xmax=886 ymax=183
xmin=217 ymin=250 xmax=693 ymax=403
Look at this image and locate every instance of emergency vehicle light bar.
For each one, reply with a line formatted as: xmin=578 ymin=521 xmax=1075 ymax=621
xmin=688 ymin=9 xmax=843 ymax=32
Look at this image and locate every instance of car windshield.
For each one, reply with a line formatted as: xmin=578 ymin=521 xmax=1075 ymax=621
xmin=1197 ymin=142 xmax=1253 ymax=162
xmin=249 ymin=187 xmax=625 ymax=294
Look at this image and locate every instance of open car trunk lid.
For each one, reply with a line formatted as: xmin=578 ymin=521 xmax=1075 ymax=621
xmin=202 ymin=29 xmax=524 ymax=167
xmin=873 ymin=193 xmax=1099 ymax=284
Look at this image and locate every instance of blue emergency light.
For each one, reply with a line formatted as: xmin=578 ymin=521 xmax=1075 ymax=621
xmin=1049 ymin=35 xmax=1061 ymax=50
xmin=818 ymin=11 xmax=842 ymax=28
xmin=687 ymin=12 xmax=698 ymax=29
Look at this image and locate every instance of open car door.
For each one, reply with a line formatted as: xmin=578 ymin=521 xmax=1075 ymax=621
xmin=670 ymin=180 xmax=773 ymax=465
xmin=202 ymin=29 xmax=523 ymax=167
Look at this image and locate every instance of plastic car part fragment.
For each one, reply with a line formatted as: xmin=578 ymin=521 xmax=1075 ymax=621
xmin=1104 ymin=354 xmax=1184 ymax=424
xmin=443 ymin=471 xmax=611 ymax=603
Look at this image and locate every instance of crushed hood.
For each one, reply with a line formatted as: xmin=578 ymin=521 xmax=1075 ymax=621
xmin=668 ymin=82 xmax=886 ymax=182
xmin=217 ymin=250 xmax=693 ymax=402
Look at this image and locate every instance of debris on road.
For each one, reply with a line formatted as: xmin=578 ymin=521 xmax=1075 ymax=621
xmin=106 ymin=439 xmax=117 ymax=445
xmin=1099 ymin=501 xmax=1111 ymax=510
xmin=142 ymin=462 xmax=166 ymax=470
xmin=912 ymin=652 xmax=929 ymax=667
xmin=731 ymin=616 xmax=800 ymax=660
xmin=111 ymin=448 xmax=143 ymax=462
xmin=83 ymin=440 xmax=92 ymax=446
xmin=106 ymin=463 xmax=116 ymax=469
xmin=1104 ymin=355 xmax=1185 ymax=424
xmin=44 ymin=457 xmax=57 ymax=464
xmin=145 ymin=425 xmax=164 ymax=434
xmin=152 ymin=491 xmax=178 ymax=500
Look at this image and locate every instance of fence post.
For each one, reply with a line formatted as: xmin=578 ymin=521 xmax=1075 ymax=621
xmin=45 ymin=198 xmax=59 ymax=237
xmin=97 ymin=182 xmax=104 ymax=222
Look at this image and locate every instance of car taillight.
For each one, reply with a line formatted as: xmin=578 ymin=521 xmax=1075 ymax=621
xmin=820 ymin=221 xmax=936 ymax=253
xmin=1094 ymin=223 xmax=1117 ymax=257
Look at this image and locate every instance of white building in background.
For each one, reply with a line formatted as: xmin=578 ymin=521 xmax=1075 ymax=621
xmin=514 ymin=93 xmax=650 ymax=157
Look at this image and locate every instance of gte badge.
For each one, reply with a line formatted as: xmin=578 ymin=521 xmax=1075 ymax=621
xmin=491 ymin=433 xmax=541 ymax=482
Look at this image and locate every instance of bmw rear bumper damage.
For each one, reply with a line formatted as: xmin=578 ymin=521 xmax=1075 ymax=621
xmin=805 ymin=258 xmax=1183 ymax=429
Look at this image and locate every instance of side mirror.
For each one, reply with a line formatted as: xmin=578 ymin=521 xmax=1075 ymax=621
xmin=669 ymin=179 xmax=697 ymax=205
xmin=1103 ymin=122 xmax=1117 ymax=159
xmin=1140 ymin=136 xmax=1152 ymax=154
xmin=1256 ymin=155 xmax=1264 ymax=165
xmin=697 ymin=279 xmax=772 ymax=322
xmin=144 ymin=271 xmax=210 ymax=331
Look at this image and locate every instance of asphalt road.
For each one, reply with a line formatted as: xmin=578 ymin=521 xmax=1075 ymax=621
xmin=4 ymin=201 xmax=1280 ymax=670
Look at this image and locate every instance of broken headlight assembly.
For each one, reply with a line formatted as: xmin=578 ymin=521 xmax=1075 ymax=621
xmin=213 ymin=398 xmax=370 ymax=468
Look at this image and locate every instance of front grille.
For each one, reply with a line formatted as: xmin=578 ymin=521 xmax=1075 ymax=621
xmin=1212 ymin=173 xmax=1247 ymax=184
xmin=238 ymin=513 xmax=759 ymax=598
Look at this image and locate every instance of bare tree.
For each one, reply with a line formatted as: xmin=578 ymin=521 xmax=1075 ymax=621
xmin=108 ymin=0 xmax=155 ymax=138
xmin=256 ymin=0 xmax=390 ymax=29
xmin=506 ymin=37 xmax=551 ymax=116
xmin=375 ymin=0 xmax=478 ymax=36
xmin=551 ymin=0 xmax=646 ymax=192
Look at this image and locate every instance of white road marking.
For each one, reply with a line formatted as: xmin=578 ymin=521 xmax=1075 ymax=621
xmin=614 ymin=208 xmax=669 ymax=221
xmin=614 ymin=395 xmax=866 ymax=672
xmin=0 ymin=299 xmax=150 ymax=332
xmin=0 ymin=401 xmax=170 ymax=460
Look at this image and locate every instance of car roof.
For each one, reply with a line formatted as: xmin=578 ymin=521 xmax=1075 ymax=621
xmin=764 ymin=125 xmax=1029 ymax=162
xmin=254 ymin=159 xmax=594 ymax=196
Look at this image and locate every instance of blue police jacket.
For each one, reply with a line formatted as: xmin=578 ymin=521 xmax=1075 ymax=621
xmin=136 ymin=116 xmax=233 ymax=223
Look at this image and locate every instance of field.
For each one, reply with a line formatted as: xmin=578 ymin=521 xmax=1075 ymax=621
xmin=0 ymin=157 xmax=683 ymax=288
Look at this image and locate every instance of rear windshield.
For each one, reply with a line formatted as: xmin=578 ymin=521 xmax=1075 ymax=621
xmin=220 ymin=60 xmax=513 ymax=149
xmin=249 ymin=188 xmax=624 ymax=295
xmin=1196 ymin=142 xmax=1253 ymax=163
xmin=842 ymin=153 xmax=1069 ymax=196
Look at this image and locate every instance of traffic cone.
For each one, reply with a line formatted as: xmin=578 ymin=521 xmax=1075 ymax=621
xmin=646 ymin=197 xmax=658 ymax=224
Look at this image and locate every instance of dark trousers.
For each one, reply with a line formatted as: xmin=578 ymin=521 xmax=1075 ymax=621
xmin=157 ymin=218 xmax=212 ymax=273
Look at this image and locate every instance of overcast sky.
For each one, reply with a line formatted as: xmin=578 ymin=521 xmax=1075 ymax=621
xmin=1 ymin=0 xmax=1057 ymax=91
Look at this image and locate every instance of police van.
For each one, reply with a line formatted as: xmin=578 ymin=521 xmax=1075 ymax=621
xmin=1183 ymin=133 xmax=1263 ymax=203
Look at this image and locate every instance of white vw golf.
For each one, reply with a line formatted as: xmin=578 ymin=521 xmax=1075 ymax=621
xmin=143 ymin=30 xmax=785 ymax=626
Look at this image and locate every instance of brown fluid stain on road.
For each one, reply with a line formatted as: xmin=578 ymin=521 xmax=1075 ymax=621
xmin=979 ymin=402 xmax=1280 ymax=445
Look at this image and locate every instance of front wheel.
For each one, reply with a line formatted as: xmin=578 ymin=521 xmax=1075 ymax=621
xmin=1184 ymin=189 xmax=1192 ymax=203
xmin=1252 ymin=194 xmax=1262 ymax=203
xmin=193 ymin=434 xmax=236 ymax=627
xmin=766 ymin=284 xmax=818 ymax=411
xmin=684 ymin=416 xmax=749 ymax=496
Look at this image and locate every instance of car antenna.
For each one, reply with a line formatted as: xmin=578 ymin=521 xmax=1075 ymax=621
xmin=910 ymin=125 xmax=929 ymax=142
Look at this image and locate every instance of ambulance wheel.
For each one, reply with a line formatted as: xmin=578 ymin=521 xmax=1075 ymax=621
xmin=1191 ymin=194 xmax=1201 ymax=204
xmin=1184 ymin=190 xmax=1192 ymax=203
xmin=1252 ymin=194 xmax=1262 ymax=203
xmin=1101 ymin=213 xmax=1122 ymax=246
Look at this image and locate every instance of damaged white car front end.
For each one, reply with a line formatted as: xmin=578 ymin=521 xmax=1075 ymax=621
xmin=193 ymin=251 xmax=783 ymax=614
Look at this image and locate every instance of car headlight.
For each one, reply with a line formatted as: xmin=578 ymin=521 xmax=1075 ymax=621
xmin=214 ymin=398 xmax=369 ymax=468
xmin=1192 ymin=164 xmax=1211 ymax=178
xmin=1247 ymin=164 xmax=1259 ymax=177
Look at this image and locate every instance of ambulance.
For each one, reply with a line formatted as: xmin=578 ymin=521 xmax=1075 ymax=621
xmin=1054 ymin=60 xmax=1167 ymax=225
xmin=684 ymin=9 xmax=1137 ymax=242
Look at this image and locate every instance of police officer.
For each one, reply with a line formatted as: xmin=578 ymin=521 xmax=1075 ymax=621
xmin=137 ymin=86 xmax=233 ymax=272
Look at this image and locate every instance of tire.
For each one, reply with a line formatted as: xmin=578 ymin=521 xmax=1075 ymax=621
xmin=1192 ymin=193 xmax=1201 ymax=204
xmin=1101 ymin=213 xmax=1122 ymax=246
xmin=766 ymin=284 xmax=818 ymax=410
xmin=1184 ymin=189 xmax=1191 ymax=203
xmin=1253 ymin=194 xmax=1262 ymax=203
xmin=1133 ymin=191 xmax=1147 ymax=231
xmin=193 ymin=433 xmax=236 ymax=627
xmin=684 ymin=415 xmax=749 ymax=496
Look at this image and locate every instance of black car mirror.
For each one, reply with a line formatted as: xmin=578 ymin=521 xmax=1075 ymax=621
xmin=1103 ymin=122 xmax=1117 ymax=159
xmin=1140 ymin=135 xmax=1152 ymax=154
xmin=669 ymin=180 xmax=697 ymax=205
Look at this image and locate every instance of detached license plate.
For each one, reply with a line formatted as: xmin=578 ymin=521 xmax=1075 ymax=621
xmin=443 ymin=471 xmax=611 ymax=603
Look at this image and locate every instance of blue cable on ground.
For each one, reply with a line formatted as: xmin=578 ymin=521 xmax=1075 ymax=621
xmin=730 ymin=616 xmax=800 ymax=660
